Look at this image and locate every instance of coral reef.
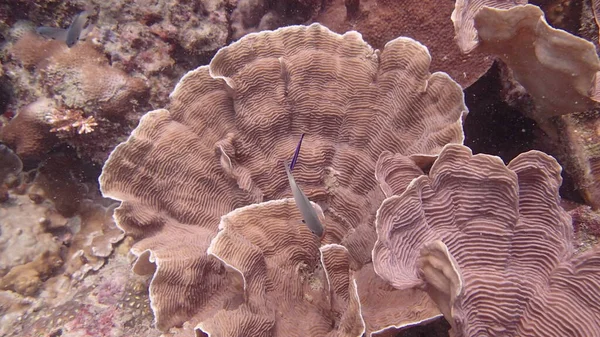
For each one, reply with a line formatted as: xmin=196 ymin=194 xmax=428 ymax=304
xmin=0 ymin=169 xmax=135 ymax=336
xmin=229 ymin=0 xmax=321 ymax=39
xmin=99 ymin=23 xmax=467 ymax=335
xmin=0 ymin=192 xmax=62 ymax=280
xmin=2 ymin=30 xmax=150 ymax=163
xmin=570 ymin=204 xmax=600 ymax=251
xmin=0 ymin=252 xmax=160 ymax=337
xmin=0 ymin=250 xmax=63 ymax=296
xmin=464 ymin=4 xmax=600 ymax=206
xmin=0 ymin=144 xmax=22 ymax=183
xmin=373 ymin=144 xmax=600 ymax=336
xmin=0 ymin=155 xmax=125 ymax=289
xmin=0 ymin=0 xmax=233 ymax=165
xmin=1 ymin=1 xmax=600 ymax=336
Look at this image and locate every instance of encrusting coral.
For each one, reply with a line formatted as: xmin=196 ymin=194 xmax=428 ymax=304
xmin=0 ymin=193 xmax=62 ymax=282
xmin=0 ymin=250 xmax=63 ymax=297
xmin=11 ymin=32 xmax=148 ymax=118
xmin=0 ymin=152 xmax=125 ymax=301
xmin=373 ymin=143 xmax=600 ymax=336
xmin=0 ymin=27 xmax=150 ymax=163
xmin=99 ymin=23 xmax=468 ymax=335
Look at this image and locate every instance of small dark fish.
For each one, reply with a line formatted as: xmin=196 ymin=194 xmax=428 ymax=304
xmin=290 ymin=133 xmax=304 ymax=171
xmin=284 ymin=160 xmax=324 ymax=237
xmin=36 ymin=11 xmax=92 ymax=48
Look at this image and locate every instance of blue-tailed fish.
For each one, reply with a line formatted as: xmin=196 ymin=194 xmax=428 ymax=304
xmin=290 ymin=133 xmax=304 ymax=171
xmin=37 ymin=11 xmax=93 ymax=48
xmin=284 ymin=160 xmax=324 ymax=237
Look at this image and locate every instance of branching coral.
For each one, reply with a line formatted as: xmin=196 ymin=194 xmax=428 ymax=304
xmin=373 ymin=143 xmax=600 ymax=336
xmin=46 ymin=107 xmax=98 ymax=135
xmin=100 ymin=23 xmax=467 ymax=334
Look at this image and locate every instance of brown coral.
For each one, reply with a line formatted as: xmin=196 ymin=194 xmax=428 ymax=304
xmin=0 ymin=250 xmax=63 ymax=296
xmin=5 ymin=30 xmax=150 ymax=162
xmin=314 ymin=0 xmax=494 ymax=88
xmin=199 ymin=199 xmax=364 ymax=336
xmin=373 ymin=143 xmax=600 ymax=336
xmin=100 ymin=23 xmax=466 ymax=333
xmin=10 ymin=31 xmax=148 ymax=118
xmin=0 ymin=98 xmax=58 ymax=160
xmin=473 ymin=5 xmax=600 ymax=120
xmin=452 ymin=0 xmax=527 ymax=53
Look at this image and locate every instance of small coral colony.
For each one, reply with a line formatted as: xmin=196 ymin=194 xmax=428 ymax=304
xmin=1 ymin=1 xmax=600 ymax=336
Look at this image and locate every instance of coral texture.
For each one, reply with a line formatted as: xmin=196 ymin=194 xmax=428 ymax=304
xmin=558 ymin=110 xmax=600 ymax=209
xmin=100 ymin=23 xmax=467 ymax=334
xmin=0 ymin=250 xmax=63 ymax=296
xmin=0 ymin=193 xmax=62 ymax=279
xmin=474 ymin=5 xmax=600 ymax=120
xmin=373 ymin=144 xmax=600 ymax=336
xmin=452 ymin=0 xmax=527 ymax=53
xmin=314 ymin=0 xmax=494 ymax=88
xmin=0 ymin=252 xmax=160 ymax=337
xmin=200 ymin=199 xmax=365 ymax=336
xmin=12 ymin=32 xmax=148 ymax=118
xmin=0 ymin=98 xmax=57 ymax=160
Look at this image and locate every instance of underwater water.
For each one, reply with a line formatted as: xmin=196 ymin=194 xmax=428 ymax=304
xmin=1 ymin=0 xmax=600 ymax=336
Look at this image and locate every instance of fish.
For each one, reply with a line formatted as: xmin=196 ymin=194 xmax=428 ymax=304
xmin=36 ymin=11 xmax=93 ymax=48
xmin=284 ymin=160 xmax=324 ymax=237
xmin=290 ymin=133 xmax=304 ymax=171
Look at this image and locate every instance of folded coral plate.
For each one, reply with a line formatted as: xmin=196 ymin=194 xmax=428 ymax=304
xmin=99 ymin=23 xmax=468 ymax=335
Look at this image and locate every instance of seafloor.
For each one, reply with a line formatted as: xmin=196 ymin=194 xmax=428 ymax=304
xmin=1 ymin=0 xmax=600 ymax=336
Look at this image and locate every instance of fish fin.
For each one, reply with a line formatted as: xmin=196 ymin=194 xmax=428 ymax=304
xmin=290 ymin=133 xmax=304 ymax=171
xmin=79 ymin=23 xmax=95 ymax=40
xmin=36 ymin=27 xmax=68 ymax=41
xmin=66 ymin=11 xmax=92 ymax=47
